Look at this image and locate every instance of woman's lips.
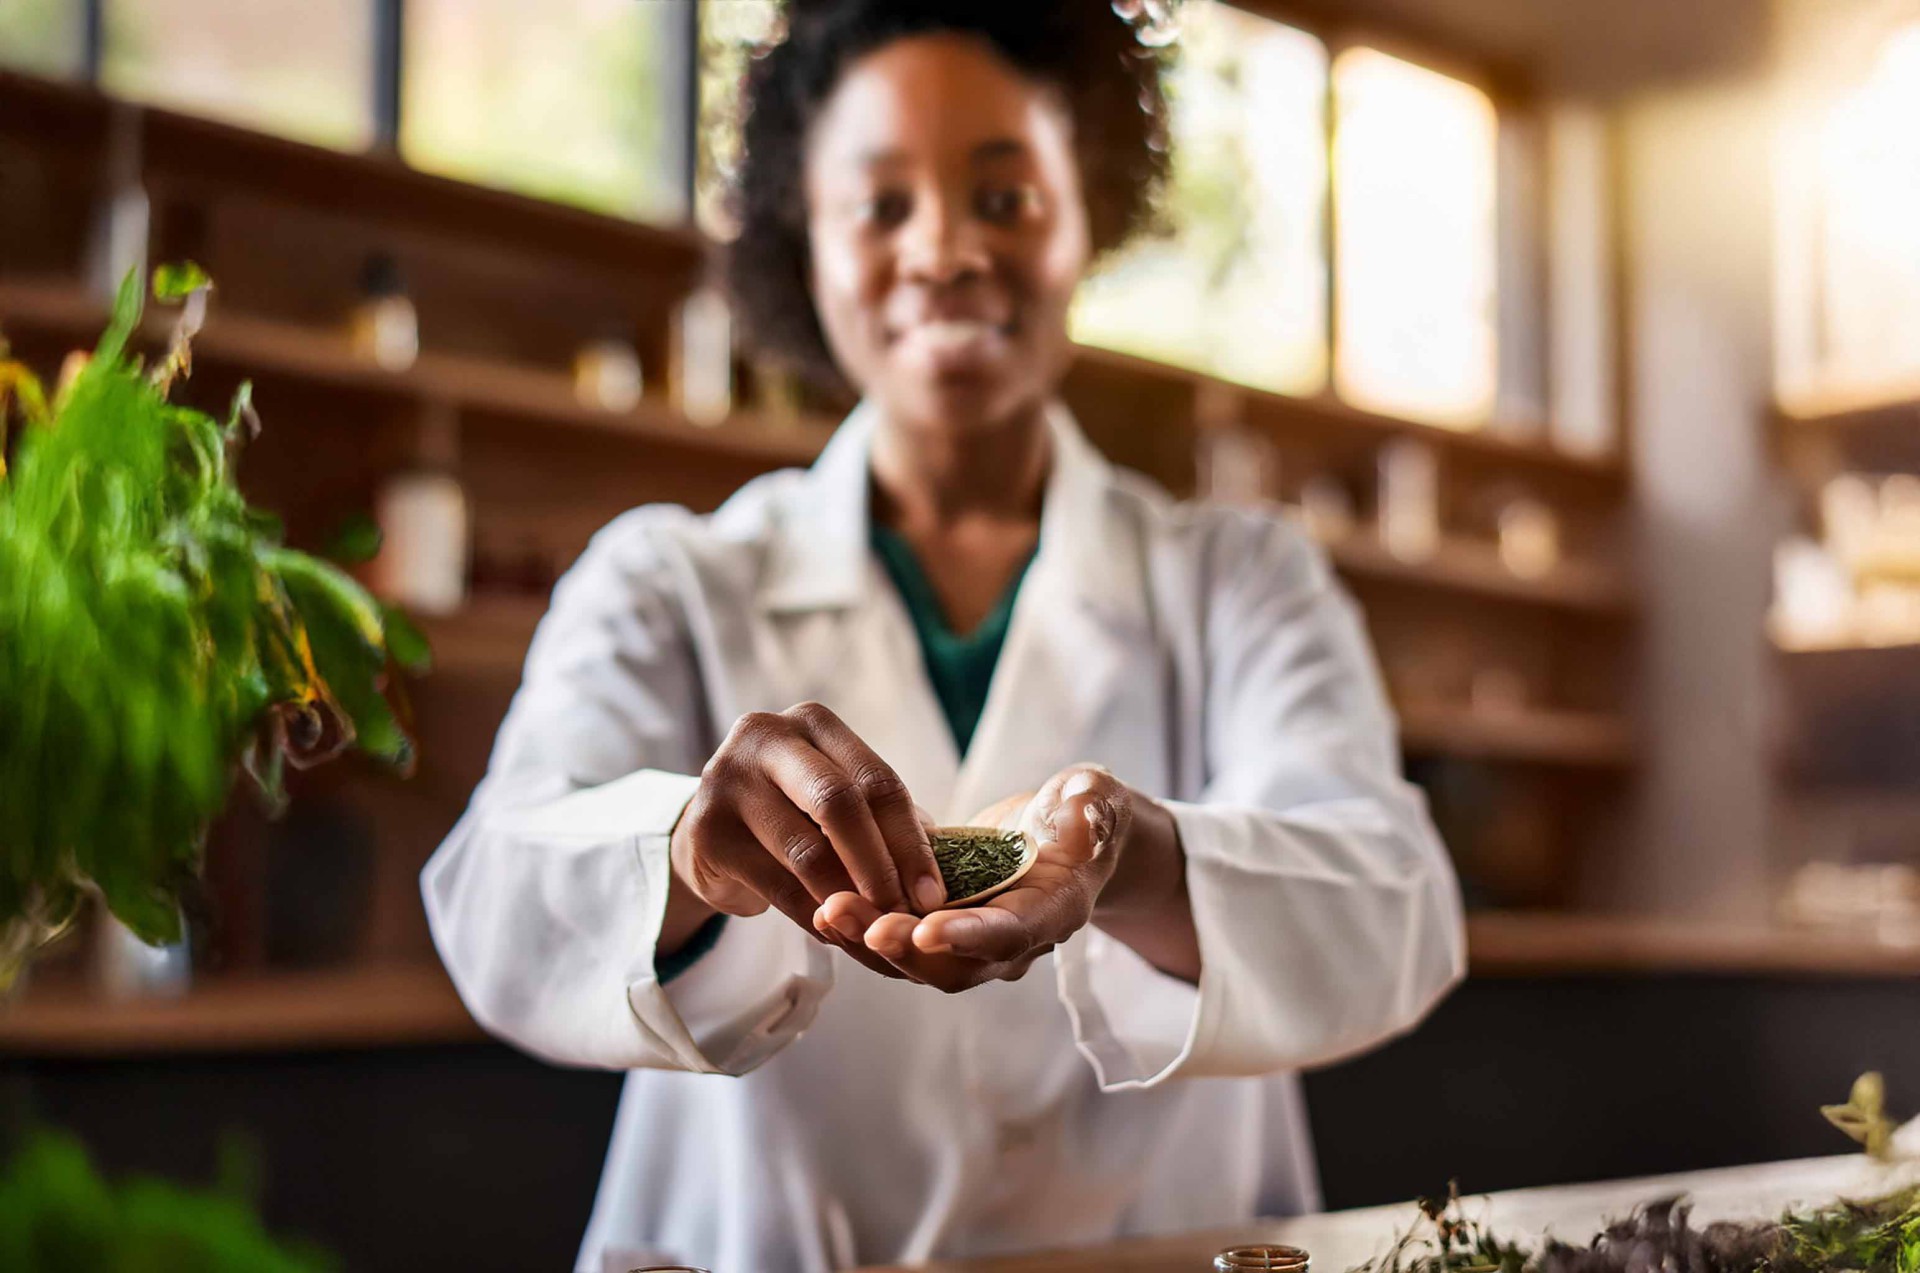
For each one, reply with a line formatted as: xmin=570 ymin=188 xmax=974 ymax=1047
xmin=890 ymin=318 xmax=1013 ymax=376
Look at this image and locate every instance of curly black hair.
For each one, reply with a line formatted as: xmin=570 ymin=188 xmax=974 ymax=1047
xmin=724 ymin=0 xmax=1172 ymax=390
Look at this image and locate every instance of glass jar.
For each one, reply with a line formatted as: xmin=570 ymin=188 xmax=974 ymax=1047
xmin=1215 ymin=1245 xmax=1310 ymax=1272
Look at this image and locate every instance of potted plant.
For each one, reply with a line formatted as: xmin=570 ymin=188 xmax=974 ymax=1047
xmin=0 ymin=265 xmax=425 ymax=985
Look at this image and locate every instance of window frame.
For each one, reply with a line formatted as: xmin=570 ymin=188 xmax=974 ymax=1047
xmin=57 ymin=0 xmax=1565 ymax=436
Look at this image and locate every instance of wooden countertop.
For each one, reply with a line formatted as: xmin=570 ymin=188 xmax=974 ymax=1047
xmin=856 ymin=1150 xmax=1920 ymax=1271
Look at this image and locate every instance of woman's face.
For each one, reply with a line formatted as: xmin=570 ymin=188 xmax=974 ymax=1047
xmin=803 ymin=34 xmax=1092 ymax=434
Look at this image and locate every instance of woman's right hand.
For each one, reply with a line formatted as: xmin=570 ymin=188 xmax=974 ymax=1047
xmin=668 ymin=702 xmax=945 ymax=954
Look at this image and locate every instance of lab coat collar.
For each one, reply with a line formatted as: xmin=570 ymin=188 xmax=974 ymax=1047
xmin=758 ymin=399 xmax=1148 ymax=630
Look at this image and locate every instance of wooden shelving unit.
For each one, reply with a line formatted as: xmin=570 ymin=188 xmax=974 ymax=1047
xmin=1073 ymin=343 xmax=1627 ymax=493
xmin=1399 ymin=706 xmax=1633 ymax=768
xmin=1326 ymin=533 xmax=1632 ymax=615
xmin=0 ymin=66 xmax=1644 ymax=1012
xmin=0 ymin=280 xmax=839 ymax=470
xmin=1466 ymin=910 xmax=1920 ymax=978
xmin=8 ymin=909 xmax=1914 ymax=1061
xmin=0 ymin=965 xmax=481 ymax=1056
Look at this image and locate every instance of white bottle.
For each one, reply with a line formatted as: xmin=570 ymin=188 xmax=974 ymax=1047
xmin=372 ymin=411 xmax=468 ymax=615
xmin=675 ymin=285 xmax=734 ymax=426
xmin=1379 ymin=439 xmax=1440 ymax=563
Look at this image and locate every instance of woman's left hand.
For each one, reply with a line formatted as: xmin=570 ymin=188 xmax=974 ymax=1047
xmin=814 ymin=764 xmax=1186 ymax=991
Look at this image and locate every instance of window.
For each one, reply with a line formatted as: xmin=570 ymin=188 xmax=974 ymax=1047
xmin=0 ymin=0 xmax=84 ymax=79
xmin=100 ymin=0 xmax=376 ymax=151
xmin=695 ymin=0 xmax=783 ymax=239
xmin=1778 ymin=22 xmax=1920 ymax=407
xmin=1073 ymin=4 xmax=1505 ymax=427
xmin=401 ymin=0 xmax=685 ymax=222
xmin=1072 ymin=2 xmax=1330 ymax=397
xmin=1332 ymin=47 xmax=1499 ymax=427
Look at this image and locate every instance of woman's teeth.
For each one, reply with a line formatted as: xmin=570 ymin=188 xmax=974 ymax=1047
xmin=906 ymin=320 xmax=1001 ymax=351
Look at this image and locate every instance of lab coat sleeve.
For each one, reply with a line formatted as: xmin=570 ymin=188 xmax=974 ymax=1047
xmin=420 ymin=510 xmax=831 ymax=1074
xmin=1056 ymin=513 xmax=1466 ymax=1090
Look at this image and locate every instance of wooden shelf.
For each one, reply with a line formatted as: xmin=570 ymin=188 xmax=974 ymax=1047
xmin=0 ymin=963 xmax=482 ymax=1056
xmin=0 ymin=70 xmax=707 ymax=280
xmin=1399 ymin=706 xmax=1634 ymax=767
xmin=419 ymin=599 xmax=1636 ymax=771
xmin=1467 ymin=909 xmax=1920 ymax=978
xmin=415 ymin=594 xmax=548 ymax=676
xmin=8 ymin=916 xmax=1914 ymax=1060
xmin=1327 ymin=533 xmax=1633 ymax=615
xmin=1774 ymin=392 xmax=1920 ymax=475
xmin=0 ymin=280 xmax=838 ymax=470
xmin=1074 ymin=343 xmax=1627 ymax=492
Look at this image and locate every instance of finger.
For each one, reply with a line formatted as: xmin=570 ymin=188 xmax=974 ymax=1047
xmin=723 ymin=843 xmax=835 ymax=940
xmin=1032 ymin=766 xmax=1127 ymax=866
xmin=790 ymin=702 xmax=941 ymax=914
xmin=862 ymin=912 xmax=922 ymax=961
xmin=810 ymin=892 xmax=922 ymax=981
xmin=762 ymin=711 xmax=911 ymax=912
xmin=913 ymin=904 xmax=1047 ymax=962
xmin=674 ymin=797 xmax=773 ymax=918
xmin=828 ymin=932 xmax=918 ymax=981
xmin=815 ymin=890 xmax=884 ymax=946
xmin=862 ymin=924 xmax=1009 ymax=992
xmin=737 ymin=767 xmax=860 ymax=905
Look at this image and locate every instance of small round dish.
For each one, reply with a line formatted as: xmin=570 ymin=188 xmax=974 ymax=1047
xmin=930 ymin=826 xmax=1038 ymax=910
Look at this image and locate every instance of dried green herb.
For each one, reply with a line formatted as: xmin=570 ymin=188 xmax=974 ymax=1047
xmin=930 ymin=829 xmax=1026 ymax=903
xmin=1353 ymin=1075 xmax=1920 ymax=1273
xmin=0 ymin=267 xmax=423 ymax=983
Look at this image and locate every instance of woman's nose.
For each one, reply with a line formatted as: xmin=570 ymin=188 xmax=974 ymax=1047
xmin=898 ymin=197 xmax=991 ymax=284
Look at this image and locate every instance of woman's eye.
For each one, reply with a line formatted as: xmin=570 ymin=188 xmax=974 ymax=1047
xmin=975 ymin=185 xmax=1039 ymax=224
xmin=860 ymin=190 xmax=912 ymax=228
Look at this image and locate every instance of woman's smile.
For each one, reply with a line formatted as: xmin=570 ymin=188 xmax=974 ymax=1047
xmin=887 ymin=315 xmax=1018 ymax=377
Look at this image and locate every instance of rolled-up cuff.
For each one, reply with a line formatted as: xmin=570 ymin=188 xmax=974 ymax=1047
xmin=1054 ymin=922 xmax=1205 ymax=1090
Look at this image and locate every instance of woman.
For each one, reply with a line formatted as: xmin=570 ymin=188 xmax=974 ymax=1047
xmin=423 ymin=3 xmax=1464 ymax=1270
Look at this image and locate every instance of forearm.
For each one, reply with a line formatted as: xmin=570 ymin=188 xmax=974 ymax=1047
xmin=1092 ymin=793 xmax=1200 ymax=983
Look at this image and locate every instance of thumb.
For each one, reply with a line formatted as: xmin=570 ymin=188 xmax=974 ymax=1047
xmin=1031 ymin=765 xmax=1127 ymax=866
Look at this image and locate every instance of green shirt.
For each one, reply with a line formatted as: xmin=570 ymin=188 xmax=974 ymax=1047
xmin=869 ymin=524 xmax=1035 ymax=756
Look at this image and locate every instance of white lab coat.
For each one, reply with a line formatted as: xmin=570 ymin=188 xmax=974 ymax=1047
xmin=422 ymin=403 xmax=1465 ymax=1273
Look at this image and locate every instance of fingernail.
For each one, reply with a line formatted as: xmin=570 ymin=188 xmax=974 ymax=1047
xmin=914 ymin=875 xmax=946 ymax=914
xmin=1063 ymin=768 xmax=1104 ymax=800
xmin=1085 ymin=802 xmax=1114 ymax=846
xmin=831 ymin=911 xmax=864 ymax=943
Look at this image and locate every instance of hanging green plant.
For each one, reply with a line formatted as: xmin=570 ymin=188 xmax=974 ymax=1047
xmin=0 ymin=266 xmax=427 ymax=985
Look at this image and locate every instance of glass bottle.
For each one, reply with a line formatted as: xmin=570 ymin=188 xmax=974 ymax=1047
xmin=1378 ymin=439 xmax=1440 ymax=562
xmin=371 ymin=407 xmax=468 ymax=615
xmin=574 ymin=332 xmax=646 ymax=413
xmin=674 ymin=284 xmax=734 ymax=426
xmin=350 ymin=251 xmax=420 ymax=372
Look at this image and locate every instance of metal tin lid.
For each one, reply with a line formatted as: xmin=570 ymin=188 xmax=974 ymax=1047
xmin=1215 ymin=1244 xmax=1311 ymax=1272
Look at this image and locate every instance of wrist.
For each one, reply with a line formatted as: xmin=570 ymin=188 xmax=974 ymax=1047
xmin=1093 ymin=791 xmax=1185 ymax=920
xmin=661 ymin=805 xmax=719 ymax=956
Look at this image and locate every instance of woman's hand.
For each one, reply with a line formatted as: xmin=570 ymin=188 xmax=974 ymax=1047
xmin=666 ymin=703 xmax=946 ymax=974
xmin=813 ymin=764 xmax=1195 ymax=991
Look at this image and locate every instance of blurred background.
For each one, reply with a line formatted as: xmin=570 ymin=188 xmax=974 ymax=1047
xmin=4 ymin=0 xmax=1920 ymax=1267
